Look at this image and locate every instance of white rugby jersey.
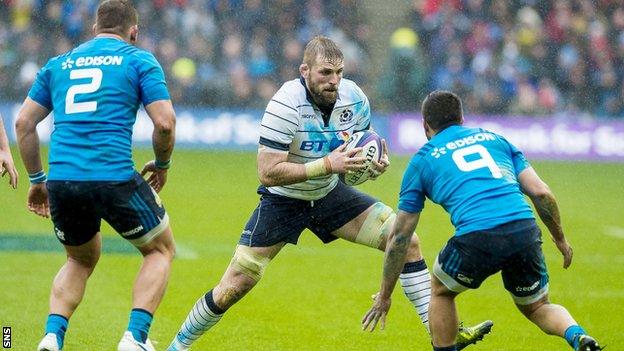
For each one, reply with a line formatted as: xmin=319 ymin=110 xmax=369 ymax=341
xmin=259 ymin=77 xmax=371 ymax=200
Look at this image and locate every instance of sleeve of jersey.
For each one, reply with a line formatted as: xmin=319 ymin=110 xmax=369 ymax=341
xmin=354 ymin=94 xmax=371 ymax=132
xmin=398 ymin=160 xmax=426 ymax=213
xmin=503 ymin=136 xmax=531 ymax=176
xmin=259 ymin=91 xmax=298 ymax=151
xmin=135 ymin=52 xmax=171 ymax=106
xmin=27 ymin=62 xmax=52 ymax=110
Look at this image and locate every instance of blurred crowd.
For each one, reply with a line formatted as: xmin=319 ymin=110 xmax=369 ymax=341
xmin=381 ymin=0 xmax=624 ymax=117
xmin=3 ymin=0 xmax=624 ymax=118
xmin=0 ymin=0 xmax=369 ymax=109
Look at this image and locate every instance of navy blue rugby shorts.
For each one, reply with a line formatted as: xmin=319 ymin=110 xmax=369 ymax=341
xmin=47 ymin=172 xmax=169 ymax=246
xmin=433 ymin=218 xmax=550 ymax=305
xmin=239 ymin=181 xmax=377 ymax=247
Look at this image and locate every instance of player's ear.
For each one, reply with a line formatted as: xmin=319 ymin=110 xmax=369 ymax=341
xmin=422 ymin=119 xmax=432 ymax=139
xmin=129 ymin=25 xmax=138 ymax=44
xmin=299 ymin=64 xmax=309 ymax=79
xmin=92 ymin=23 xmax=97 ymax=35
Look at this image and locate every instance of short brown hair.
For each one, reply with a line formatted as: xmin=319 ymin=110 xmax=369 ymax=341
xmin=95 ymin=0 xmax=138 ymax=36
xmin=422 ymin=90 xmax=463 ymax=131
xmin=302 ymin=36 xmax=344 ymax=67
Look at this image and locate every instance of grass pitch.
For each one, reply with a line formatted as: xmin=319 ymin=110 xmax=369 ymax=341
xmin=0 ymin=149 xmax=622 ymax=350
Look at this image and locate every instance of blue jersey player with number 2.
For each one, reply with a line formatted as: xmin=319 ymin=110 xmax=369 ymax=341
xmin=362 ymin=90 xmax=603 ymax=351
xmin=15 ymin=1 xmax=176 ymax=350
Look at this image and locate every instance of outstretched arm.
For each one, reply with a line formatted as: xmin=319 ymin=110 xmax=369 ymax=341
xmin=362 ymin=210 xmax=421 ymax=331
xmin=0 ymin=116 xmax=18 ymax=188
xmin=518 ymin=167 xmax=572 ymax=268
xmin=15 ymin=98 xmax=51 ymax=217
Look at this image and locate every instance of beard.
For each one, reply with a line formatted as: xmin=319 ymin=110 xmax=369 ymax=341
xmin=310 ymin=84 xmax=338 ymax=107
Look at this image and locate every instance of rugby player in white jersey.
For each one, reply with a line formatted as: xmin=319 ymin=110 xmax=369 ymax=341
xmin=167 ymin=36 xmax=491 ymax=350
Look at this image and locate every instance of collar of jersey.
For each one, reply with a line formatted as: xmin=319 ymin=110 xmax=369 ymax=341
xmin=94 ymin=35 xmax=125 ymax=42
xmin=431 ymin=124 xmax=463 ymax=142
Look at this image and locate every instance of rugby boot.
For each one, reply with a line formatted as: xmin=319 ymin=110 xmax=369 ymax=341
xmin=118 ymin=331 xmax=156 ymax=351
xmin=456 ymin=320 xmax=494 ymax=350
xmin=576 ymin=335 xmax=605 ymax=351
xmin=37 ymin=333 xmax=60 ymax=351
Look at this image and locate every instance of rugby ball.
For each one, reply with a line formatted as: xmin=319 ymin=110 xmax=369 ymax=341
xmin=340 ymin=130 xmax=382 ymax=186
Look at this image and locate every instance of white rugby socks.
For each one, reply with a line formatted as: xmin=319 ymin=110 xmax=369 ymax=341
xmin=171 ymin=290 xmax=224 ymax=348
xmin=400 ymin=259 xmax=432 ymax=333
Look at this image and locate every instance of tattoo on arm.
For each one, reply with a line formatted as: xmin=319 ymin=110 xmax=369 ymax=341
xmin=380 ymin=231 xmax=411 ymax=297
xmin=533 ymin=194 xmax=563 ymax=240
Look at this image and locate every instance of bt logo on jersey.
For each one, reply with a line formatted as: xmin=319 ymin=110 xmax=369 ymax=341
xmin=300 ymin=140 xmax=327 ymax=151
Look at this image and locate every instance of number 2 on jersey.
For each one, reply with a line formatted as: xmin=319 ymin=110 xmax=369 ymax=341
xmin=65 ymin=68 xmax=102 ymax=114
xmin=451 ymin=144 xmax=502 ymax=178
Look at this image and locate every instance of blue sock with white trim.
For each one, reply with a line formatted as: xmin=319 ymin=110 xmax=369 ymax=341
xmin=400 ymin=259 xmax=431 ymax=333
xmin=45 ymin=314 xmax=68 ymax=349
xmin=127 ymin=308 xmax=153 ymax=343
xmin=564 ymin=325 xmax=586 ymax=349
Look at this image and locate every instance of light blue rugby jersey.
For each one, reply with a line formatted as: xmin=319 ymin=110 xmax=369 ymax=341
xmin=398 ymin=125 xmax=535 ymax=236
xmin=28 ymin=37 xmax=170 ymax=181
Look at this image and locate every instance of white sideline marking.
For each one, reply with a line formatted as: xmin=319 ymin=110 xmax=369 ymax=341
xmin=175 ymin=243 xmax=199 ymax=259
xmin=604 ymin=226 xmax=624 ymax=239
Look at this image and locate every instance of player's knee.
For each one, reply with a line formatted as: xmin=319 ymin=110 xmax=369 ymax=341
xmin=159 ymin=236 xmax=176 ymax=262
xmin=356 ymin=202 xmax=395 ymax=250
xmin=230 ymin=245 xmax=271 ymax=282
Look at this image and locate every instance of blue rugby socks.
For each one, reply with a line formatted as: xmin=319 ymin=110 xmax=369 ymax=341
xmin=564 ymin=325 xmax=586 ymax=349
xmin=45 ymin=314 xmax=68 ymax=349
xmin=127 ymin=308 xmax=153 ymax=343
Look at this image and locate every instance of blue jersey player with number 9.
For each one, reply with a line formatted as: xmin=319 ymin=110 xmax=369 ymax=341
xmin=362 ymin=91 xmax=603 ymax=351
xmin=15 ymin=1 xmax=176 ymax=350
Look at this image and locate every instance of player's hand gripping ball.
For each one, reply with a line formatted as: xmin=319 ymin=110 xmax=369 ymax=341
xmin=340 ymin=130 xmax=383 ymax=186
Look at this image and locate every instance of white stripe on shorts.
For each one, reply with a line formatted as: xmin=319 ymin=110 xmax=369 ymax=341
xmin=433 ymin=255 xmax=469 ymax=293
xmin=511 ymin=284 xmax=549 ymax=305
xmin=128 ymin=213 xmax=169 ymax=246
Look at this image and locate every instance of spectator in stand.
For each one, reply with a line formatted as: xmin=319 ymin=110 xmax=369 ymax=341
xmin=396 ymin=0 xmax=624 ymax=118
xmin=0 ymin=0 xmax=370 ymax=109
xmin=378 ymin=27 xmax=429 ymax=111
xmin=6 ymin=0 xmax=624 ymax=118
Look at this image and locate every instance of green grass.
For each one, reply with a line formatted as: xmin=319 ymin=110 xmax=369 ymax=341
xmin=1 ymin=149 xmax=623 ymax=350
